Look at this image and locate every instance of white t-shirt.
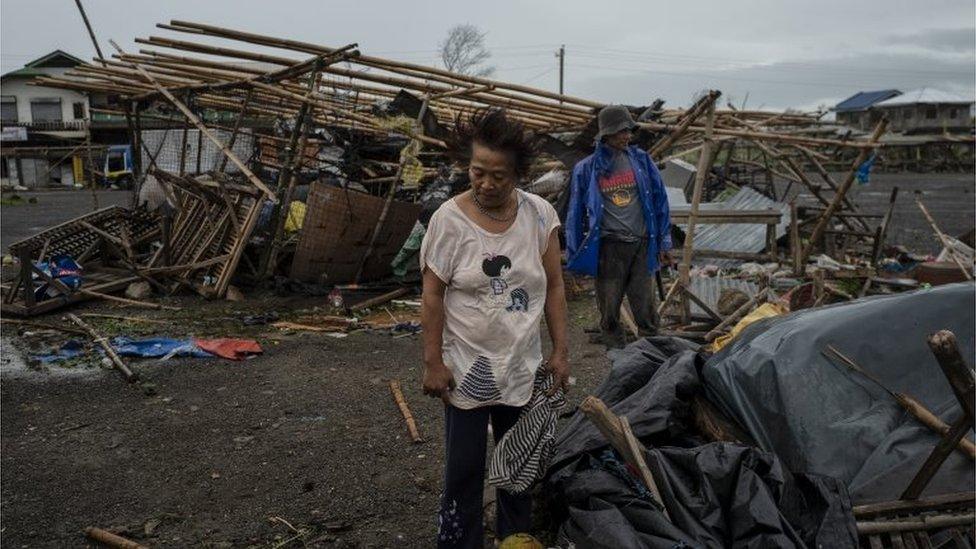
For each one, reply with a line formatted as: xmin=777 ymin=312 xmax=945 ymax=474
xmin=420 ymin=190 xmax=561 ymax=409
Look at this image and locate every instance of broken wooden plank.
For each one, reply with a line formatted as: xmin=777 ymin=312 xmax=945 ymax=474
xmin=579 ymin=396 xmax=671 ymax=521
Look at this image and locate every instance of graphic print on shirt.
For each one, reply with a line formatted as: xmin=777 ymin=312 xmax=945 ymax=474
xmin=506 ymin=287 xmax=530 ymax=312
xmin=599 ymin=169 xmax=637 ymax=207
xmin=482 ymin=253 xmax=512 ymax=300
xmin=456 ymin=355 xmax=502 ymax=402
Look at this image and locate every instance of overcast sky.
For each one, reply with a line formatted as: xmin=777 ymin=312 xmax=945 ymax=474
xmin=2 ymin=0 xmax=974 ymax=112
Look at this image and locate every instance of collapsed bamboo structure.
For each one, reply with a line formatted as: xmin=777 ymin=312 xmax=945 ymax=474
xmin=9 ymin=18 xmax=921 ymax=321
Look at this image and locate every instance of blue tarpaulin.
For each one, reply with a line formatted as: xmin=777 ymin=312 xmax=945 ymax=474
xmin=110 ymin=337 xmax=212 ymax=359
xmin=856 ymin=153 xmax=877 ymax=184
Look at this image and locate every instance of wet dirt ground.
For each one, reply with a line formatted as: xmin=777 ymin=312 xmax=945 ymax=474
xmin=0 ymin=294 xmax=609 ymax=548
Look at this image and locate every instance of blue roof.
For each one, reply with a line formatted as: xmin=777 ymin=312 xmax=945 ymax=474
xmin=834 ymin=90 xmax=901 ymax=112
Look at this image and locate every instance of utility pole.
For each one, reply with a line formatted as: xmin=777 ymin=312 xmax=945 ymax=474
xmin=556 ymin=45 xmax=565 ymax=98
xmin=73 ymin=0 xmax=105 ymax=65
xmin=73 ymin=0 xmax=104 ymax=211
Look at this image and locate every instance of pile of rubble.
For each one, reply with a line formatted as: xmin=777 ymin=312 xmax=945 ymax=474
xmin=1 ymin=17 xmax=973 ymax=549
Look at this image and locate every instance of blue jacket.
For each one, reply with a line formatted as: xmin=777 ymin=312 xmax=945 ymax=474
xmin=565 ymin=142 xmax=672 ymax=276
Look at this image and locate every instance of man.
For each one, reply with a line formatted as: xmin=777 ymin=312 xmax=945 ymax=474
xmin=565 ymin=105 xmax=672 ymax=348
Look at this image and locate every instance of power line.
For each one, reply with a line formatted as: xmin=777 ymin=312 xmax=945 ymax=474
xmin=520 ymin=67 xmax=556 ymax=85
xmin=566 ymin=45 xmax=974 ymax=78
xmin=568 ymin=63 xmax=968 ymax=91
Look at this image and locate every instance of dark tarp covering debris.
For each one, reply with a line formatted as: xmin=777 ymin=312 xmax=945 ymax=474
xmin=547 ymin=337 xmax=857 ymax=548
xmin=703 ymin=282 xmax=976 ymax=502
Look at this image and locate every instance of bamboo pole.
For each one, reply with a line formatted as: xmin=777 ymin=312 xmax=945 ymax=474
xmin=824 ymin=345 xmax=975 ymax=460
xmin=580 ymin=396 xmax=671 ymax=521
xmin=108 ymin=40 xmax=278 ymax=202
xmin=856 ymin=513 xmax=975 ymax=535
xmin=83 ymin=527 xmax=148 ymax=549
xmin=164 ymin=19 xmax=603 ymax=109
xmin=66 ymin=314 xmax=137 ymax=383
xmin=703 ymin=289 xmax=768 ymax=342
xmin=916 ymin=196 xmax=973 ymax=280
xmin=79 ymin=289 xmax=181 ymax=311
xmin=648 ymin=91 xmax=718 ymax=158
xmin=389 ymin=380 xmax=423 ymax=443
xmin=678 ymin=95 xmax=719 ymax=323
xmin=800 ymin=119 xmax=888 ymax=268
xmin=639 ymin=121 xmax=883 ymax=149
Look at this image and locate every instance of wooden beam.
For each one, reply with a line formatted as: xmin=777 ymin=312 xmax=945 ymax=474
xmin=678 ymin=95 xmax=719 ymax=323
xmin=107 ymin=40 xmax=278 ymax=202
xmin=800 ymin=119 xmax=887 ymax=268
xmin=579 ymin=396 xmax=671 ymax=521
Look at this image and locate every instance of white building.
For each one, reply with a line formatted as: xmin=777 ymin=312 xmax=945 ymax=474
xmin=1 ymin=50 xmax=90 ymax=187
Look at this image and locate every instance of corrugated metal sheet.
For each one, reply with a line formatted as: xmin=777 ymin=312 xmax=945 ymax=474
xmin=686 ymin=277 xmax=758 ymax=317
xmin=874 ymin=88 xmax=973 ymax=107
xmin=673 ymin=186 xmax=790 ymax=268
xmin=833 ymin=89 xmax=901 ymax=113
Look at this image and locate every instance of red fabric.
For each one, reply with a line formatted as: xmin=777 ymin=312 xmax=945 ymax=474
xmin=193 ymin=338 xmax=263 ymax=361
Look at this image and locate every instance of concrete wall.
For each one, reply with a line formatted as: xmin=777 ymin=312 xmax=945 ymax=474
xmin=1 ymin=68 xmax=88 ymax=125
xmin=876 ymin=104 xmax=974 ymax=133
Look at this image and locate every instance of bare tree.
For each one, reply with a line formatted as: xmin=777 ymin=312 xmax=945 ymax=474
xmin=439 ymin=24 xmax=495 ymax=77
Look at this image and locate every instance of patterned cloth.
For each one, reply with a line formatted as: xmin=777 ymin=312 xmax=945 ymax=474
xmin=487 ymin=370 xmax=567 ymax=494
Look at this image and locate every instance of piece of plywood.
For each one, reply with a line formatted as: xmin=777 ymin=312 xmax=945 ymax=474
xmin=290 ymin=182 xmax=421 ymax=284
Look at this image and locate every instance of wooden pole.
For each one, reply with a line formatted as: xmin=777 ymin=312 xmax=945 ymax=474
xmin=678 ymin=94 xmax=719 ymax=323
xmin=639 ymin=121 xmax=885 ymax=149
xmin=790 ymin=201 xmax=801 ymax=274
xmin=823 ymin=345 xmax=975 ymax=460
xmin=704 ymin=288 xmax=768 ymax=342
xmin=73 ymin=0 xmax=105 ymax=64
xmin=927 ymin=330 xmax=976 ymax=426
xmin=648 ymin=92 xmax=718 ymax=158
xmin=217 ymin=88 xmax=253 ymax=173
xmin=800 ymin=148 xmax=872 ymax=231
xmin=354 ymin=97 xmax=429 ymax=283
xmin=389 ymin=380 xmax=423 ymax=443
xmin=108 ymin=40 xmax=278 ymax=202
xmin=84 ymin=130 xmax=100 ymax=211
xmin=66 ymin=314 xmax=137 ymax=382
xmin=79 ymin=289 xmax=181 ymax=311
xmin=164 ymin=19 xmax=604 ymax=109
xmin=856 ymin=513 xmax=975 ymax=535
xmin=261 ymin=64 xmax=321 ymax=278
xmin=800 ymin=119 xmax=887 ymax=268
xmin=84 ymin=527 xmax=147 ymax=549
xmin=901 ymin=330 xmax=976 ymax=500
xmin=916 ymin=196 xmax=973 ymax=280
xmin=579 ymin=396 xmax=671 ymax=521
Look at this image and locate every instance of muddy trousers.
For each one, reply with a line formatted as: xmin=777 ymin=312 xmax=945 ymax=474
xmin=596 ymin=238 xmax=659 ymax=347
xmin=438 ymin=404 xmax=531 ymax=548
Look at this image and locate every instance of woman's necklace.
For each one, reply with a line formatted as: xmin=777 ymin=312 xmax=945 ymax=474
xmin=472 ymin=191 xmax=521 ymax=223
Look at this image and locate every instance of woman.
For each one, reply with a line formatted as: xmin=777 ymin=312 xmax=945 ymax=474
xmin=420 ymin=108 xmax=570 ymax=548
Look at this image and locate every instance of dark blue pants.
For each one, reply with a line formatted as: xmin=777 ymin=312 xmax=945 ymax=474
xmin=438 ymin=404 xmax=531 ymax=548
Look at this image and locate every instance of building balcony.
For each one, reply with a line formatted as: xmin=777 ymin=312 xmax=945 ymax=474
xmin=2 ymin=120 xmax=89 ymax=131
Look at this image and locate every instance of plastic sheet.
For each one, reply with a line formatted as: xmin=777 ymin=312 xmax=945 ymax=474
xmin=548 ymin=337 xmax=856 ymax=548
xmin=703 ymin=282 xmax=975 ymax=502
